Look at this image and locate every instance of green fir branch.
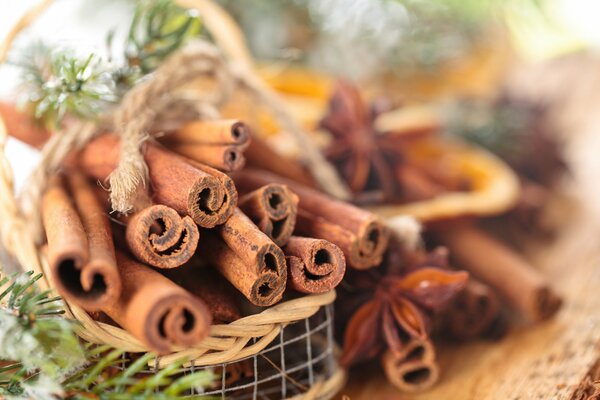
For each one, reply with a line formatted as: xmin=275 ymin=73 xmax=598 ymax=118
xmin=124 ymin=0 xmax=202 ymax=77
xmin=0 ymin=272 xmax=216 ymax=399
xmin=14 ymin=43 xmax=117 ymax=128
xmin=13 ymin=0 xmax=201 ymax=127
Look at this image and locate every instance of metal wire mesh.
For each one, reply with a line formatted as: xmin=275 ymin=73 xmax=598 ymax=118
xmin=117 ymin=303 xmax=338 ymax=399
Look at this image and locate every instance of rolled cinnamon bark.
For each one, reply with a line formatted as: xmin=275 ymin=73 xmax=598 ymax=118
xmin=104 ymin=252 xmax=212 ymax=354
xmin=78 ymin=134 xmax=236 ymax=227
xmin=434 ymin=224 xmax=562 ymax=321
xmin=234 ymin=169 xmax=389 ymax=270
xmin=381 ymin=338 xmax=439 ymax=393
xmin=199 ymin=209 xmax=287 ymax=306
xmin=165 ymin=142 xmax=246 ymax=172
xmin=395 ymin=164 xmax=445 ymax=202
xmin=444 ymin=279 xmax=503 ymax=340
xmin=90 ymin=187 xmax=200 ymax=270
xmin=167 ymin=119 xmax=250 ymax=146
xmin=244 ymin=135 xmax=315 ymax=187
xmin=42 ymin=173 xmax=121 ymax=311
xmin=126 ymin=205 xmax=200 ymax=269
xmin=238 ymin=184 xmax=298 ymax=247
xmin=0 ymin=101 xmax=51 ymax=149
xmin=166 ymin=267 xmax=241 ymax=324
xmin=285 ymin=236 xmax=346 ymax=294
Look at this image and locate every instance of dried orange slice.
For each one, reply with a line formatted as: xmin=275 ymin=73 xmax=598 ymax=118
xmin=368 ymin=136 xmax=520 ymax=221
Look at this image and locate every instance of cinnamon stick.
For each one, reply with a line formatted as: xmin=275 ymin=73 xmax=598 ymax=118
xmin=234 ymin=169 xmax=389 ymax=270
xmin=284 ymin=236 xmax=346 ymax=294
xmin=395 ymin=163 xmax=445 ymax=202
xmin=165 ymin=267 xmax=241 ymax=324
xmin=42 ymin=172 xmax=121 ymax=310
xmin=0 ymin=101 xmax=51 ymax=149
xmin=238 ymin=184 xmax=298 ymax=246
xmin=90 ymin=187 xmax=200 ymax=270
xmin=433 ymin=224 xmax=562 ymax=321
xmin=78 ymin=134 xmax=236 ymax=227
xmin=125 ymin=205 xmax=200 ymax=269
xmin=167 ymin=119 xmax=250 ymax=146
xmin=244 ymin=135 xmax=315 ymax=187
xmin=444 ymin=279 xmax=504 ymax=340
xmin=381 ymin=338 xmax=440 ymax=392
xmin=199 ymin=209 xmax=287 ymax=306
xmin=165 ymin=142 xmax=246 ymax=172
xmin=103 ymin=251 xmax=212 ymax=354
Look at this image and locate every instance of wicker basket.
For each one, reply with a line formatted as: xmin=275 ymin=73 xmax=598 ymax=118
xmin=0 ymin=1 xmax=346 ymax=398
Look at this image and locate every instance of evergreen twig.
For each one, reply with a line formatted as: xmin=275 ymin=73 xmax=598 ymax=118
xmin=0 ymin=272 xmax=216 ymax=399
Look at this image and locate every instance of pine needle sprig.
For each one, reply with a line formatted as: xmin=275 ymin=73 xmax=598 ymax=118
xmin=125 ymin=0 xmax=202 ymax=77
xmin=14 ymin=44 xmax=117 ymax=128
xmin=0 ymin=272 xmax=217 ymax=399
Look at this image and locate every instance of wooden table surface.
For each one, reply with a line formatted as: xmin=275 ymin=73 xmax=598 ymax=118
xmin=343 ymin=54 xmax=600 ymax=400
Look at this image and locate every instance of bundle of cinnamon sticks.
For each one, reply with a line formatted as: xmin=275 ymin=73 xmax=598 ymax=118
xmin=2 ymin=102 xmax=392 ymax=355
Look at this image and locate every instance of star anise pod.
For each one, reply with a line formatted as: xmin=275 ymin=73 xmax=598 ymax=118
xmin=320 ymin=80 xmax=436 ymax=201
xmin=340 ymin=262 xmax=468 ymax=367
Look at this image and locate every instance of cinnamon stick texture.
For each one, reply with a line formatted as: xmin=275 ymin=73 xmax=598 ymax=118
xmin=78 ymin=134 xmax=237 ymax=227
xmin=0 ymin=101 xmax=51 ymax=149
xmin=234 ymin=169 xmax=390 ymax=270
xmin=443 ymin=279 xmax=504 ymax=341
xmin=168 ymin=120 xmax=250 ymax=146
xmin=165 ymin=267 xmax=241 ymax=324
xmin=395 ymin=164 xmax=445 ymax=202
xmin=165 ymin=142 xmax=246 ymax=172
xmin=238 ymin=184 xmax=298 ymax=247
xmin=103 ymin=251 xmax=212 ymax=354
xmin=42 ymin=173 xmax=121 ymax=311
xmin=125 ymin=205 xmax=200 ymax=269
xmin=199 ymin=209 xmax=287 ymax=306
xmin=244 ymin=134 xmax=315 ymax=187
xmin=285 ymin=236 xmax=346 ymax=294
xmin=434 ymin=224 xmax=562 ymax=322
xmin=381 ymin=338 xmax=440 ymax=393
xmin=90 ymin=186 xmax=200 ymax=270
xmin=160 ymin=120 xmax=250 ymax=172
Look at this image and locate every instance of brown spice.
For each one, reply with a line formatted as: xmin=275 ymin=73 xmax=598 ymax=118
xmin=166 ymin=119 xmax=250 ymax=146
xmin=165 ymin=267 xmax=241 ymax=324
xmin=42 ymin=172 xmax=121 ymax=311
xmin=285 ymin=236 xmax=346 ymax=294
xmin=91 ymin=187 xmax=200 ymax=270
xmin=234 ymin=168 xmax=389 ymax=270
xmin=125 ymin=205 xmax=200 ymax=269
xmin=238 ymin=184 xmax=298 ymax=247
xmin=199 ymin=209 xmax=287 ymax=306
xmin=78 ymin=134 xmax=236 ymax=227
xmin=434 ymin=223 xmax=562 ymax=321
xmin=165 ymin=142 xmax=246 ymax=172
xmin=244 ymin=134 xmax=315 ymax=187
xmin=443 ymin=279 xmax=504 ymax=341
xmin=395 ymin=163 xmax=445 ymax=202
xmin=0 ymin=101 xmax=51 ymax=149
xmin=103 ymin=251 xmax=212 ymax=354
xmin=381 ymin=338 xmax=440 ymax=392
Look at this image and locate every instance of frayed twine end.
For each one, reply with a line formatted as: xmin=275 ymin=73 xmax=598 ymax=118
xmin=108 ymin=154 xmax=148 ymax=214
xmin=386 ymin=215 xmax=423 ymax=251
